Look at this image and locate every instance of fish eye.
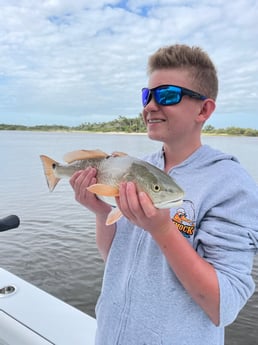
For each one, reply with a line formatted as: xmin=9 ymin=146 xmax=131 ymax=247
xmin=152 ymin=184 xmax=161 ymax=192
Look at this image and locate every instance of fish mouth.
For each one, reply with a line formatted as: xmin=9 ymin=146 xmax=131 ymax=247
xmin=154 ymin=198 xmax=183 ymax=209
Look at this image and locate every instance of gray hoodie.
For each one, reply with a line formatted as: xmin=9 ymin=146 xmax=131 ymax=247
xmin=95 ymin=145 xmax=258 ymax=345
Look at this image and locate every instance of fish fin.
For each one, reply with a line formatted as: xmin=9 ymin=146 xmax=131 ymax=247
xmin=106 ymin=207 xmax=123 ymax=225
xmin=111 ymin=151 xmax=128 ymax=157
xmin=63 ymin=149 xmax=108 ymax=163
xmin=87 ymin=183 xmax=119 ymax=197
xmin=40 ymin=155 xmax=60 ymax=192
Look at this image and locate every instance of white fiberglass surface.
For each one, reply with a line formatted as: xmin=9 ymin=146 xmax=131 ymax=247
xmin=0 ymin=310 xmax=53 ymax=345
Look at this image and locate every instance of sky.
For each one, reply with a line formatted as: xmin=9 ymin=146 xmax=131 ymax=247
xmin=0 ymin=0 xmax=257 ymax=128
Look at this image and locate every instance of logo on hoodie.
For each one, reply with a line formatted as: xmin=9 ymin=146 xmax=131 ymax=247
xmin=172 ymin=205 xmax=195 ymax=238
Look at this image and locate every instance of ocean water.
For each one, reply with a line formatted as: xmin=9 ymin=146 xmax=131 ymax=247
xmin=1 ymin=131 xmax=258 ymax=344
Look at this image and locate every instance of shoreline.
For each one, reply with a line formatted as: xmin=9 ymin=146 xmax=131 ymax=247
xmin=0 ymin=129 xmax=148 ymax=135
xmin=0 ymin=129 xmax=255 ymax=137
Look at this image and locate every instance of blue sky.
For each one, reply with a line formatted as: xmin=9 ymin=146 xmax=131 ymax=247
xmin=0 ymin=0 xmax=257 ymax=128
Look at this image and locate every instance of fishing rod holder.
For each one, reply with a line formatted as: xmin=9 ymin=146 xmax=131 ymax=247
xmin=0 ymin=285 xmax=17 ymax=297
xmin=0 ymin=215 xmax=20 ymax=232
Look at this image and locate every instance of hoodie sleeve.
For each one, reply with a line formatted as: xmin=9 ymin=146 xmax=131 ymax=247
xmin=194 ymin=165 xmax=258 ymax=327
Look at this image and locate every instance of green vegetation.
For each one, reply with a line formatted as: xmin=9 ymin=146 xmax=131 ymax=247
xmin=75 ymin=115 xmax=146 ymax=133
xmin=0 ymin=115 xmax=146 ymax=133
xmin=0 ymin=123 xmax=71 ymax=132
xmin=1 ymin=116 xmax=258 ymax=136
xmin=202 ymin=125 xmax=258 ymax=137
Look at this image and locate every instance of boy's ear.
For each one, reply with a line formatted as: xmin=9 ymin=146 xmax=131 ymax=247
xmin=197 ymin=99 xmax=216 ymax=123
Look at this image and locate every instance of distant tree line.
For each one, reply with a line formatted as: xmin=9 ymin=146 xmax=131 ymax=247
xmin=202 ymin=125 xmax=258 ymax=136
xmin=1 ymin=116 xmax=258 ymax=136
xmin=0 ymin=115 xmax=146 ymax=133
xmin=75 ymin=115 xmax=146 ymax=133
xmin=0 ymin=123 xmax=70 ymax=131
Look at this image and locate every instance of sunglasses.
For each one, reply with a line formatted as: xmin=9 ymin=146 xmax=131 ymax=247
xmin=141 ymin=84 xmax=207 ymax=107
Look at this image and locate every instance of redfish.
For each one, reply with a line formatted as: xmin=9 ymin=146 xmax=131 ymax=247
xmin=40 ymin=149 xmax=184 ymax=225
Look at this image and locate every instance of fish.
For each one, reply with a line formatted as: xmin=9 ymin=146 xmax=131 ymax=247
xmin=40 ymin=149 xmax=184 ymax=225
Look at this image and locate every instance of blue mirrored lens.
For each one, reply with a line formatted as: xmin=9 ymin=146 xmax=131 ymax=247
xmin=141 ymin=85 xmax=182 ymax=107
xmin=142 ymin=88 xmax=150 ymax=107
xmin=154 ymin=86 xmax=181 ymax=105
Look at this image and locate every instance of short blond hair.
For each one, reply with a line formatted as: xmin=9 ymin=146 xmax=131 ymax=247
xmin=148 ymin=44 xmax=218 ymax=100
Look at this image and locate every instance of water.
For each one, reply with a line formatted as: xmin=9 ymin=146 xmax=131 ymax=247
xmin=1 ymin=131 xmax=258 ymax=344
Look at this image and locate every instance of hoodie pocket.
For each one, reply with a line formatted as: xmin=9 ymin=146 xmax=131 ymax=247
xmin=95 ymin=295 xmax=163 ymax=345
xmin=119 ymin=314 xmax=163 ymax=345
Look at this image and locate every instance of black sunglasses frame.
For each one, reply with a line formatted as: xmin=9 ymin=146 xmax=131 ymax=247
xmin=142 ymin=84 xmax=207 ymax=107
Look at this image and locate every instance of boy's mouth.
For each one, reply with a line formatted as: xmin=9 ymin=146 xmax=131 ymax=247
xmin=147 ymin=119 xmax=165 ymax=123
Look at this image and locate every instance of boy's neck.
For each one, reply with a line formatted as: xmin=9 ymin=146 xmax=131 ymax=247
xmin=163 ymin=140 xmax=202 ymax=172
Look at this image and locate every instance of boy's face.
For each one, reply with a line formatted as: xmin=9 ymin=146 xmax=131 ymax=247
xmin=142 ymin=68 xmax=207 ymax=145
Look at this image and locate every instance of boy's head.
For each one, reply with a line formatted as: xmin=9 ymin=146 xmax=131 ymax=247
xmin=147 ymin=44 xmax=218 ymax=100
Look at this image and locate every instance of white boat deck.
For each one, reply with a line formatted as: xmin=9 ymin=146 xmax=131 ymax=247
xmin=0 ymin=268 xmax=96 ymax=345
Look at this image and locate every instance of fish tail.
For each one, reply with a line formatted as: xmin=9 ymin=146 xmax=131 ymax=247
xmin=40 ymin=155 xmax=61 ymax=192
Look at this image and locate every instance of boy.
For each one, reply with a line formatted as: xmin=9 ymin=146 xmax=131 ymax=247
xmin=70 ymin=44 xmax=258 ymax=345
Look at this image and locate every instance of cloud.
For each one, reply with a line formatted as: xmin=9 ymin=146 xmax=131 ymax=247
xmin=0 ymin=0 xmax=257 ymax=127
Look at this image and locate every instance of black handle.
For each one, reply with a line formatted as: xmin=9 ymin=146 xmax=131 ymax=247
xmin=0 ymin=215 xmax=20 ymax=232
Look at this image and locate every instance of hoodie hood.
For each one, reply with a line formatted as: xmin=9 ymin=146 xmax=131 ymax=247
xmin=143 ymin=144 xmax=239 ymax=172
